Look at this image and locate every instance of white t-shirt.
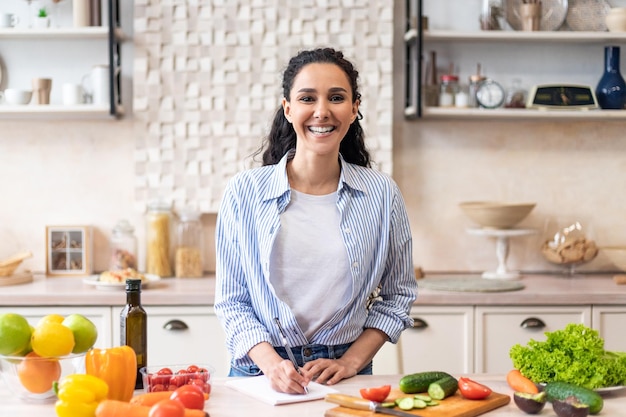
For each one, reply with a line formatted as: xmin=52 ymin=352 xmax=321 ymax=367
xmin=269 ymin=189 xmax=352 ymax=340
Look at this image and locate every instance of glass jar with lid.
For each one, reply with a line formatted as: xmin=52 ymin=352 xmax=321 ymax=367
xmin=439 ymin=74 xmax=459 ymax=107
xmin=145 ymin=200 xmax=173 ymax=277
xmin=175 ymin=209 xmax=204 ymax=278
xmin=109 ymin=219 xmax=138 ymax=271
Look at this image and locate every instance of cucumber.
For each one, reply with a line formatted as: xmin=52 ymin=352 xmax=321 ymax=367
xmin=427 ymin=375 xmax=459 ymax=400
xmin=396 ymin=397 xmax=415 ymax=410
xmin=399 ymin=371 xmax=454 ymax=394
xmin=544 ymin=381 xmax=604 ymax=415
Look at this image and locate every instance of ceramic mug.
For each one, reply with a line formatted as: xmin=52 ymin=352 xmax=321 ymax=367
xmin=0 ymin=89 xmax=33 ymax=105
xmin=32 ymin=78 xmax=53 ymax=105
xmin=0 ymin=13 xmax=19 ymax=28
xmin=62 ymin=83 xmax=84 ymax=105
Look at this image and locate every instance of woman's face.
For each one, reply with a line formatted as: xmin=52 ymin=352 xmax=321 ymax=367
xmin=282 ymin=63 xmax=359 ymax=158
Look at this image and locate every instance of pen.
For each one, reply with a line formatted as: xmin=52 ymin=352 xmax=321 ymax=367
xmin=274 ymin=317 xmax=309 ymax=394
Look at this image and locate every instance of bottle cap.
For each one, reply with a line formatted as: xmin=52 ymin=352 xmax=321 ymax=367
xmin=126 ymin=279 xmax=142 ymax=292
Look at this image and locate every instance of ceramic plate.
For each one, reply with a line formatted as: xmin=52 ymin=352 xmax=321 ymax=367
xmin=82 ymin=273 xmax=160 ymax=290
xmin=505 ymin=0 xmax=569 ymax=31
xmin=565 ymin=0 xmax=611 ymax=31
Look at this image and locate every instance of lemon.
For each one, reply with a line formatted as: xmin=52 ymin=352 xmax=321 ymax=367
xmin=0 ymin=313 xmax=32 ymax=356
xmin=31 ymin=322 xmax=75 ymax=357
xmin=37 ymin=314 xmax=65 ymax=327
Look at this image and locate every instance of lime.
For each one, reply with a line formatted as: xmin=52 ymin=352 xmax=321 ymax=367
xmin=31 ymin=322 xmax=75 ymax=357
xmin=62 ymin=314 xmax=98 ymax=353
xmin=0 ymin=313 xmax=32 ymax=356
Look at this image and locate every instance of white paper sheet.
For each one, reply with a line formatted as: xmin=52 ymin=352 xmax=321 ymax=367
xmin=224 ymin=375 xmax=339 ymax=406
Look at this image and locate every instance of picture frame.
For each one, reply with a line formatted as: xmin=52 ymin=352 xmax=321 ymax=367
xmin=46 ymin=225 xmax=93 ymax=276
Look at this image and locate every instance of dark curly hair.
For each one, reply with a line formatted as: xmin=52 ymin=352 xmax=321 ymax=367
xmin=257 ymin=48 xmax=371 ymax=167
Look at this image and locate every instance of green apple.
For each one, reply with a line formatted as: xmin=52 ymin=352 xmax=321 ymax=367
xmin=62 ymin=314 xmax=98 ymax=353
xmin=0 ymin=313 xmax=32 ymax=356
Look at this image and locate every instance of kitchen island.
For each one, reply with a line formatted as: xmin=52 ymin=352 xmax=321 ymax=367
xmin=1 ymin=374 xmax=625 ymax=417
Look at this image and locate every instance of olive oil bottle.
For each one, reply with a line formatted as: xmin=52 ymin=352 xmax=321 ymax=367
xmin=120 ymin=278 xmax=147 ymax=389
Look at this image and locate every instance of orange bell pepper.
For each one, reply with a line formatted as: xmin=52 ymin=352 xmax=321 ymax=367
xmin=86 ymin=346 xmax=137 ymax=402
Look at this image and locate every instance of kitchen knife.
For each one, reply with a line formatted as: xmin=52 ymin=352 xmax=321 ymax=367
xmin=326 ymin=393 xmax=423 ymax=417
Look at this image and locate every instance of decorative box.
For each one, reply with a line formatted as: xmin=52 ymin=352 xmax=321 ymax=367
xmin=46 ymin=226 xmax=93 ymax=276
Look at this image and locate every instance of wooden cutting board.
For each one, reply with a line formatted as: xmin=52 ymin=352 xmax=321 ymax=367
xmin=325 ymin=389 xmax=510 ymax=417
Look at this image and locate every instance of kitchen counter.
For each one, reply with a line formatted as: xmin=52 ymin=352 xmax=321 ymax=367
xmin=0 ymin=273 xmax=625 ymax=306
xmin=1 ymin=374 xmax=625 ymax=417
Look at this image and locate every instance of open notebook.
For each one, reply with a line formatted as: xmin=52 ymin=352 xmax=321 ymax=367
xmin=225 ymin=375 xmax=338 ymax=405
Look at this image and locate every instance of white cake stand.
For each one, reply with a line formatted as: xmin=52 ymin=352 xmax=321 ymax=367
xmin=467 ymin=228 xmax=536 ymax=280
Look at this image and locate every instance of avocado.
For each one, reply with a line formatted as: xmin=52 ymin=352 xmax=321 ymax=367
xmin=513 ymin=391 xmax=547 ymax=414
xmin=552 ymin=396 xmax=590 ymax=417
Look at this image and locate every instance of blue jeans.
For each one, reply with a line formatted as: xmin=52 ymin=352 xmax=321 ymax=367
xmin=228 ymin=342 xmax=373 ymax=377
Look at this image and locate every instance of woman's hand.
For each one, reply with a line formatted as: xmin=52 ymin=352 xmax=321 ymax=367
xmin=266 ymin=359 xmax=310 ymax=394
xmin=248 ymin=343 xmax=309 ymax=394
xmin=302 ymin=358 xmax=358 ymax=385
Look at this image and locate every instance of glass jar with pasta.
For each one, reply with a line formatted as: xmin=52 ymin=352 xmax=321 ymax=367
xmin=175 ymin=209 xmax=203 ymax=278
xmin=145 ymin=200 xmax=173 ymax=277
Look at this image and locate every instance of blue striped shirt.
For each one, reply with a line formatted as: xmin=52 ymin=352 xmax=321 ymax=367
xmin=215 ymin=151 xmax=417 ymax=367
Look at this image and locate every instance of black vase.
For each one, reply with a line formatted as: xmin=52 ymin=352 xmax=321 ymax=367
xmin=595 ymin=46 xmax=626 ymax=110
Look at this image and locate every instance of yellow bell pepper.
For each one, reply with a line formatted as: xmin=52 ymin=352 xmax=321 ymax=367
xmin=54 ymin=374 xmax=108 ymax=417
xmin=85 ymin=346 xmax=137 ymax=402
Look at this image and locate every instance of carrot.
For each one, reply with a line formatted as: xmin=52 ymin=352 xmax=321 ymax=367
xmin=506 ymin=369 xmax=539 ymax=394
xmin=131 ymin=390 xmax=210 ymax=406
xmin=131 ymin=391 xmax=172 ymax=406
xmin=96 ymin=400 xmax=209 ymax=417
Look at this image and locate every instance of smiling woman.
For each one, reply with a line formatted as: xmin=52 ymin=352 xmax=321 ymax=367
xmin=215 ymin=47 xmax=417 ymax=395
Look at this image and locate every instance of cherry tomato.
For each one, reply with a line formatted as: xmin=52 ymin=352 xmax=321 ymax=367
xmin=359 ymin=385 xmax=391 ymax=403
xmin=458 ymin=377 xmax=492 ymax=400
xmin=150 ymin=383 xmax=166 ymax=392
xmin=148 ymin=399 xmax=185 ymax=417
xmin=169 ymin=373 xmax=187 ymax=388
xmin=170 ymin=384 xmax=205 ymax=410
xmin=195 ymin=367 xmax=210 ymax=382
xmin=153 ymin=368 xmax=173 ymax=386
xmin=186 ymin=365 xmax=200 ymax=373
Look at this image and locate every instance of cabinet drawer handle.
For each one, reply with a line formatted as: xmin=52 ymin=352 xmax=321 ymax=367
xmin=520 ymin=317 xmax=546 ymax=329
xmin=411 ymin=318 xmax=428 ymax=329
xmin=163 ymin=319 xmax=189 ymax=331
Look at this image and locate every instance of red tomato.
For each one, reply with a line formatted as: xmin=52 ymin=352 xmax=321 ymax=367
xmin=196 ymin=367 xmax=210 ymax=382
xmin=359 ymin=385 xmax=391 ymax=403
xmin=186 ymin=365 xmax=200 ymax=374
xmin=150 ymin=383 xmax=166 ymax=392
xmin=153 ymin=368 xmax=173 ymax=386
xmin=169 ymin=373 xmax=187 ymax=387
xmin=170 ymin=384 xmax=205 ymax=410
xmin=458 ymin=377 xmax=492 ymax=400
xmin=148 ymin=399 xmax=185 ymax=417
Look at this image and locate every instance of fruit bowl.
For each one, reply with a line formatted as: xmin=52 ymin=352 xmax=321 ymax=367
xmin=140 ymin=364 xmax=214 ymax=394
xmin=0 ymin=352 xmax=86 ymax=402
xmin=459 ymin=201 xmax=536 ymax=229
xmin=601 ymin=246 xmax=626 ymax=272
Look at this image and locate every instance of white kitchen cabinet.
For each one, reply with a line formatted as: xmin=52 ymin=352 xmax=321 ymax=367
xmin=592 ymin=305 xmax=626 ymax=352
xmin=474 ymin=305 xmax=592 ymax=374
xmin=405 ymin=0 xmax=626 ymax=120
xmin=0 ymin=306 xmax=112 ymax=349
xmin=112 ymin=305 xmax=231 ymax=378
xmin=398 ymin=306 xmax=474 ymax=375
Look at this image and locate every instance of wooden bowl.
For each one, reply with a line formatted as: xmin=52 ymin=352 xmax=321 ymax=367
xmin=459 ymin=201 xmax=536 ymax=229
xmin=0 ymin=251 xmax=32 ymax=277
